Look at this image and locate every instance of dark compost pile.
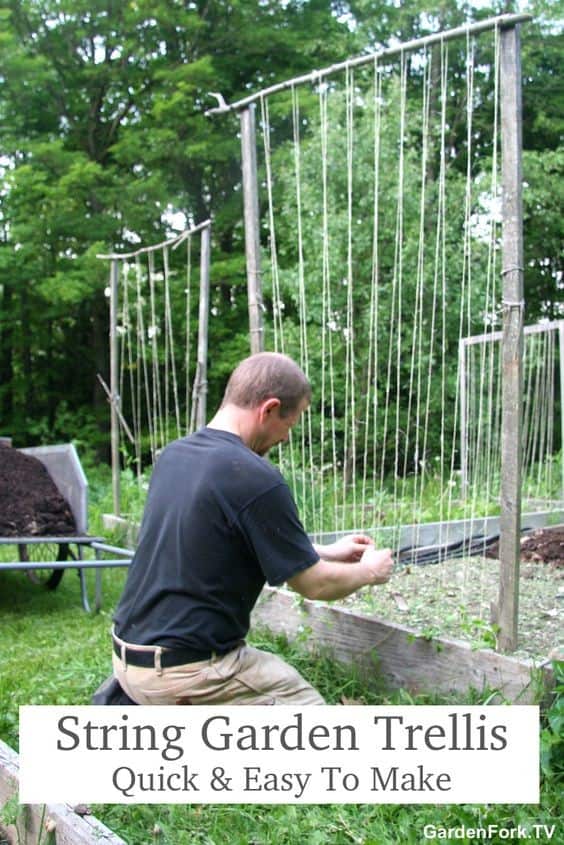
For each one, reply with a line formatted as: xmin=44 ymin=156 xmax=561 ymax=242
xmin=0 ymin=445 xmax=76 ymax=537
xmin=486 ymin=526 xmax=564 ymax=569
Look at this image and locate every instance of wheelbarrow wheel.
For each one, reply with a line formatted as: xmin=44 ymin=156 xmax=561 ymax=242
xmin=18 ymin=542 xmax=70 ymax=590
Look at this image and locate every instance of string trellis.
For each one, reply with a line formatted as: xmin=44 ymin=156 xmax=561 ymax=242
xmin=461 ymin=321 xmax=563 ymax=508
xmin=258 ymin=28 xmax=512 ymax=549
xmin=98 ymin=221 xmax=211 ymax=504
xmin=210 ymin=12 xmax=537 ymax=651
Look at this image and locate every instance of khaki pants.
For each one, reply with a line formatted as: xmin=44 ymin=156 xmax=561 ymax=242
xmin=112 ymin=637 xmax=325 ymax=706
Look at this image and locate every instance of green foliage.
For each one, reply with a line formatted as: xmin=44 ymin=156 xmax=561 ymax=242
xmin=0 ymin=0 xmax=353 ymax=447
xmin=540 ymin=660 xmax=564 ymax=780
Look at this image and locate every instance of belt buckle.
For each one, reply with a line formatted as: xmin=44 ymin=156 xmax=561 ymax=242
xmin=155 ymin=647 xmax=163 ymax=675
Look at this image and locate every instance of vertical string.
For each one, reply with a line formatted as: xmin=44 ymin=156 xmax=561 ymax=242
xmin=390 ymin=51 xmax=407 ymax=548
xmin=406 ymin=46 xmax=431 ymax=546
xmin=163 ymin=245 xmax=181 ymax=438
xmin=185 ymin=235 xmax=192 ymax=434
xmin=362 ymin=57 xmax=382 ymax=527
xmin=136 ymin=255 xmax=155 ymax=462
xmin=148 ymin=251 xmax=164 ymax=450
xmin=318 ymin=78 xmax=339 ymax=532
xmin=419 ymin=41 xmax=446 ymax=538
xmin=123 ymin=261 xmax=141 ymax=478
xmin=260 ymin=95 xmax=285 ymax=355
xmin=291 ymin=84 xmax=317 ymax=532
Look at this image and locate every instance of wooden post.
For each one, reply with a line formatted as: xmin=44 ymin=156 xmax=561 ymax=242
xmin=498 ymin=24 xmax=524 ymax=653
xmin=240 ymin=104 xmax=264 ymax=353
xmin=196 ymin=223 xmax=211 ymax=428
xmin=109 ymin=259 xmax=121 ymax=516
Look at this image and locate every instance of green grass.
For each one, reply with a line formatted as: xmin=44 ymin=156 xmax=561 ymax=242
xmin=0 ymin=564 xmax=562 ymax=844
xmin=1 ymin=468 xmax=562 ymax=844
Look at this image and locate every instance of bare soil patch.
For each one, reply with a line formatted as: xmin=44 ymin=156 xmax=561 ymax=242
xmin=342 ymin=526 xmax=563 ymax=661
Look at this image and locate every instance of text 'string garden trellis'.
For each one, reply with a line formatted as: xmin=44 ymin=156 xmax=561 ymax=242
xmin=208 ymin=13 xmax=562 ymax=654
xmin=97 ymin=220 xmax=211 ymax=517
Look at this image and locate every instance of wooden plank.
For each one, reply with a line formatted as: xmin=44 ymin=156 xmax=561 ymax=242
xmin=240 ymin=105 xmax=264 ymax=354
xmin=253 ymin=587 xmax=549 ymax=702
xmin=498 ymin=24 xmax=525 ymax=652
xmin=0 ymin=740 xmax=126 ymax=845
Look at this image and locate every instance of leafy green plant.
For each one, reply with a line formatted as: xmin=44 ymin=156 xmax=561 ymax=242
xmin=540 ymin=660 xmax=564 ymax=780
xmin=458 ymin=606 xmax=500 ymax=651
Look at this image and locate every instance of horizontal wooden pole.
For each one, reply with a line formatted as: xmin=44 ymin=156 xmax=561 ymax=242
xmin=97 ymin=219 xmax=211 ymax=260
xmin=461 ymin=319 xmax=563 ymax=348
xmin=205 ymin=14 xmax=532 ymax=115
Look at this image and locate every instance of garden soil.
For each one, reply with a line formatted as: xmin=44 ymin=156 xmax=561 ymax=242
xmin=0 ymin=445 xmax=76 ymax=536
xmin=343 ymin=525 xmax=563 ymax=660
xmin=486 ymin=526 xmax=564 ymax=568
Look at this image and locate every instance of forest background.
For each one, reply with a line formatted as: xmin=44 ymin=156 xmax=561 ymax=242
xmin=0 ymin=0 xmax=562 ymax=465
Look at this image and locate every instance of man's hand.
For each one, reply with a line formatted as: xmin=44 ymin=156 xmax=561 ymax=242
xmin=360 ymin=546 xmax=393 ymax=585
xmin=314 ymin=534 xmax=374 ymax=563
xmin=288 ymin=543 xmax=394 ymax=601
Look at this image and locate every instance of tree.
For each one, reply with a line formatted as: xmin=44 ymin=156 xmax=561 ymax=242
xmin=0 ymin=0 xmax=354 ymax=448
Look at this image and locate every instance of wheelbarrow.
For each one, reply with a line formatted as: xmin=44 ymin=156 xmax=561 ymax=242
xmin=0 ymin=443 xmax=133 ymax=611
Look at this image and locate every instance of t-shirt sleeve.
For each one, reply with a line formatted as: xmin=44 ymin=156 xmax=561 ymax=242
xmin=237 ymin=482 xmax=320 ymax=586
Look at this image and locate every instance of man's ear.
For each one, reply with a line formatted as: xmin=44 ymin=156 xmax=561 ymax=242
xmin=259 ymin=397 xmax=281 ymax=420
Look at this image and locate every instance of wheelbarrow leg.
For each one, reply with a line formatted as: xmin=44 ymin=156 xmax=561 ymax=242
xmin=77 ymin=545 xmax=92 ymax=613
xmin=95 ymin=548 xmax=103 ymax=612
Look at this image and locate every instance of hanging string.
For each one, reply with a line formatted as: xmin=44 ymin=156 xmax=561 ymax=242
xmin=260 ymin=95 xmax=285 ymax=355
xmin=460 ymin=34 xmax=477 ymax=509
xmin=291 ymin=84 xmax=317 ymax=531
xmin=163 ymin=245 xmax=182 ymax=438
xmin=544 ymin=328 xmax=556 ymax=499
xmin=135 ymin=255 xmax=155 ymax=463
xmin=131 ymin=259 xmax=143 ymax=477
xmin=148 ymin=251 xmax=165 ymax=450
xmin=405 ymin=46 xmax=432 ymax=547
xmin=318 ymin=77 xmax=340 ymax=532
xmin=536 ymin=330 xmax=552 ymax=495
xmin=447 ymin=32 xmax=475 ymax=528
xmin=342 ymin=64 xmax=358 ymax=531
xmin=417 ymin=41 xmax=446 ymax=544
xmin=121 ymin=261 xmax=142 ymax=478
xmin=473 ymin=24 xmax=500 ymax=502
xmin=185 ymin=235 xmax=192 ymax=434
xmin=361 ymin=56 xmax=382 ymax=525
xmin=163 ymin=248 xmax=170 ymax=435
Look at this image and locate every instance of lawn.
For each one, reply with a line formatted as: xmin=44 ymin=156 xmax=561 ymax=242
xmin=0 ymin=560 xmax=562 ymax=845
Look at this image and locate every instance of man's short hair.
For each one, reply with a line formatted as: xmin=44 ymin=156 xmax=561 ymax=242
xmin=222 ymin=352 xmax=312 ymax=417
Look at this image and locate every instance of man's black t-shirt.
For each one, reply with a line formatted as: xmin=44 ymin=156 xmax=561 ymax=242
xmin=113 ymin=428 xmax=319 ymax=651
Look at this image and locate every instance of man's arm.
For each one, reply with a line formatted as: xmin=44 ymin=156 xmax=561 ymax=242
xmin=288 ymin=546 xmax=393 ymax=601
xmin=313 ymin=533 xmax=373 ymax=563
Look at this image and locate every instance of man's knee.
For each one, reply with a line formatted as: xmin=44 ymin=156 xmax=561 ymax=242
xmin=239 ymin=646 xmax=325 ymax=704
